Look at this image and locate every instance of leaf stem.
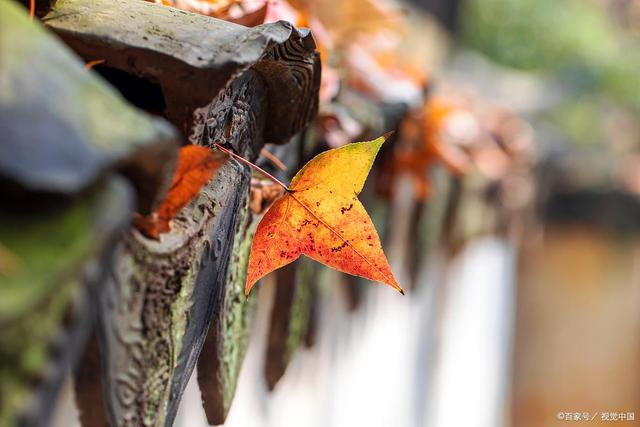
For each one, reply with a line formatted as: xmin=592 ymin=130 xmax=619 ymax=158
xmin=214 ymin=143 xmax=290 ymax=192
xmin=85 ymin=59 xmax=106 ymax=70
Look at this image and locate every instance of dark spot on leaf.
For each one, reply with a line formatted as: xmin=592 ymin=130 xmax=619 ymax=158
xmin=340 ymin=203 xmax=354 ymax=214
xmin=331 ymin=241 xmax=349 ymax=252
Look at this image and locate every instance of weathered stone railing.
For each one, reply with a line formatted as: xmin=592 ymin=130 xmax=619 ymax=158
xmin=2 ymin=2 xmax=494 ymax=427
xmin=1 ymin=0 xmax=319 ymax=426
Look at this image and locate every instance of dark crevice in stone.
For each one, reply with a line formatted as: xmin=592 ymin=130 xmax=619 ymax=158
xmin=93 ymin=66 xmax=168 ymax=118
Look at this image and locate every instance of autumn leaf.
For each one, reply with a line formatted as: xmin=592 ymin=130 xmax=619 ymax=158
xmin=421 ymin=97 xmax=473 ymax=176
xmin=245 ymin=135 xmax=403 ymax=296
xmin=134 ymin=145 xmax=226 ymax=239
xmin=381 ymin=96 xmax=473 ymax=201
xmin=152 ymin=0 xmax=269 ymax=26
xmin=290 ymin=0 xmax=403 ymax=45
xmin=229 ymin=3 xmax=268 ymax=27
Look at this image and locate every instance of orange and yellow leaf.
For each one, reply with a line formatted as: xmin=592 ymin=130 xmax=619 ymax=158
xmin=246 ymin=136 xmax=402 ymax=296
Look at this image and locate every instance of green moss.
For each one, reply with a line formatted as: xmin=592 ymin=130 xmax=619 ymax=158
xmin=220 ymin=197 xmax=257 ymax=413
xmin=0 ymin=278 xmax=80 ymax=427
xmin=0 ymin=203 xmax=91 ymax=319
xmin=285 ymin=258 xmax=315 ymax=363
xmin=123 ymin=239 xmax=197 ymax=427
xmin=144 ymin=24 xmax=177 ymax=40
xmin=172 ymin=267 xmax=195 ymax=368
xmin=0 ymin=179 xmax=130 ymax=427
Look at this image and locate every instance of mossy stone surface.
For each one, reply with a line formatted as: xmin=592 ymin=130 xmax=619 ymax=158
xmin=0 ymin=0 xmax=178 ymax=210
xmin=197 ymin=191 xmax=258 ymax=425
xmin=0 ymin=177 xmax=133 ymax=427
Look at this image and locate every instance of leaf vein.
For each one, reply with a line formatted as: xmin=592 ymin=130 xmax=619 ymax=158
xmin=288 ymin=192 xmax=395 ymax=285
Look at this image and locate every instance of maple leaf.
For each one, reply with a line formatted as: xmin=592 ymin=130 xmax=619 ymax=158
xmin=245 ymin=136 xmax=403 ymax=296
xmin=134 ymin=145 xmax=226 ymax=239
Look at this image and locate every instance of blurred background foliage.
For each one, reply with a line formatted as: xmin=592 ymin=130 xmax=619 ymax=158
xmin=460 ymin=0 xmax=640 ymax=148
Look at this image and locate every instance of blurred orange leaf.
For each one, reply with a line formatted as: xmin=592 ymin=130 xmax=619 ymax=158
xmin=290 ymin=0 xmax=402 ymax=44
xmin=151 ymin=0 xmax=239 ymax=17
xmin=387 ymin=97 xmax=474 ymax=201
xmin=134 ymin=145 xmax=227 ymax=239
xmin=230 ymin=2 xmax=268 ymax=26
xmin=153 ymin=0 xmax=271 ymax=26
xmin=422 ymin=101 xmax=472 ymax=177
